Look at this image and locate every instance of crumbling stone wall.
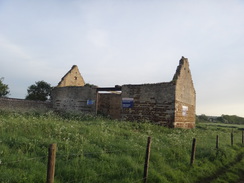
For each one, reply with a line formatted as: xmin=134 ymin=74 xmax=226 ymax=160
xmin=120 ymin=57 xmax=195 ymax=129
xmin=51 ymin=56 xmax=196 ymax=129
xmin=51 ymin=86 xmax=97 ymax=113
xmin=173 ymin=58 xmax=196 ymax=128
xmin=121 ymin=83 xmax=176 ymax=127
xmin=0 ymin=97 xmax=52 ymax=112
xmin=97 ymin=93 xmax=121 ymax=119
xmin=0 ymin=57 xmax=195 ymax=130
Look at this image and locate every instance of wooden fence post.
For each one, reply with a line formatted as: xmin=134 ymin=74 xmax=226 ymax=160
xmin=190 ymin=138 xmax=196 ymax=166
xmin=242 ymin=130 xmax=244 ymax=145
xmin=143 ymin=137 xmax=152 ymax=183
xmin=216 ymin=135 xmax=219 ymax=149
xmin=47 ymin=144 xmax=57 ymax=183
xmin=231 ymin=132 xmax=234 ymax=146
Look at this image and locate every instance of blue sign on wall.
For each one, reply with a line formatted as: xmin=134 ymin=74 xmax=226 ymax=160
xmin=122 ymin=98 xmax=134 ymax=108
xmin=87 ymin=100 xmax=95 ymax=105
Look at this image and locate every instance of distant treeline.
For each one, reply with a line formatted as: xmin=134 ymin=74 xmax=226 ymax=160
xmin=196 ymin=114 xmax=244 ymax=124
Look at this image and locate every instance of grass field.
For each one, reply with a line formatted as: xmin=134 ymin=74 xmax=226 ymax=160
xmin=0 ymin=110 xmax=243 ymax=183
xmin=198 ymin=122 xmax=244 ymax=130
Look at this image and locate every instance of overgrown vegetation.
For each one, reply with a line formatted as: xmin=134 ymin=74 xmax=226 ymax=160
xmin=0 ymin=110 xmax=243 ymax=183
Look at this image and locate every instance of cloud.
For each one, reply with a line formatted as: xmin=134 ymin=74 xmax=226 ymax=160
xmin=0 ymin=0 xmax=244 ymax=116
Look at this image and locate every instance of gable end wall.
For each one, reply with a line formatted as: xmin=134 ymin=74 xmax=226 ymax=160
xmin=174 ymin=58 xmax=196 ymax=128
xmin=57 ymin=65 xmax=85 ymax=87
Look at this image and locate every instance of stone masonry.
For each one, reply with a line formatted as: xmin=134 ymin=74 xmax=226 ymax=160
xmin=0 ymin=97 xmax=52 ymax=112
xmin=51 ymin=86 xmax=97 ymax=114
xmin=50 ymin=56 xmax=196 ymax=129
xmin=57 ymin=65 xmax=85 ymax=87
xmin=121 ymin=83 xmax=176 ymax=127
xmin=173 ymin=58 xmax=196 ymax=128
xmin=121 ymin=57 xmax=196 ymax=128
xmin=0 ymin=57 xmax=195 ymax=129
xmin=97 ymin=93 xmax=121 ymax=119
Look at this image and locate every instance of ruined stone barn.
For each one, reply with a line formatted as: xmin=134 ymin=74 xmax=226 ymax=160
xmin=51 ymin=57 xmax=196 ymax=129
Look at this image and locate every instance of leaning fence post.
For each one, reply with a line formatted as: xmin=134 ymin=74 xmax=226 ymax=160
xmin=242 ymin=130 xmax=244 ymax=145
xmin=231 ymin=132 xmax=234 ymax=146
xmin=47 ymin=144 xmax=57 ymax=183
xmin=190 ymin=138 xmax=196 ymax=166
xmin=143 ymin=136 xmax=152 ymax=183
xmin=216 ymin=135 xmax=219 ymax=149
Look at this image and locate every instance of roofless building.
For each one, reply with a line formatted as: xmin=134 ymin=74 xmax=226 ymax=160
xmin=52 ymin=57 xmax=196 ymax=129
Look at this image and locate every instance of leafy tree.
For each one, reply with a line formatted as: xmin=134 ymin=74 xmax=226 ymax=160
xmin=25 ymin=81 xmax=52 ymax=101
xmin=0 ymin=77 xmax=10 ymax=97
xmin=196 ymin=114 xmax=209 ymax=122
xmin=219 ymin=115 xmax=244 ymax=124
xmin=85 ymin=83 xmax=98 ymax=87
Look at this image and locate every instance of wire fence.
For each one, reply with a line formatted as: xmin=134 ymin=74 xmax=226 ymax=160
xmin=0 ymin=130 xmax=243 ymax=183
xmin=0 ymin=156 xmax=46 ymax=166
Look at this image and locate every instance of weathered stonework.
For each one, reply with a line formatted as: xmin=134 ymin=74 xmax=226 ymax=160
xmin=121 ymin=83 xmax=176 ymax=127
xmin=0 ymin=57 xmax=195 ymax=129
xmin=57 ymin=65 xmax=85 ymax=87
xmin=0 ymin=97 xmax=52 ymax=112
xmin=120 ymin=57 xmax=196 ymax=128
xmin=97 ymin=93 xmax=121 ymax=119
xmin=173 ymin=58 xmax=196 ymax=128
xmin=51 ymin=56 xmax=196 ymax=129
xmin=51 ymin=86 xmax=97 ymax=114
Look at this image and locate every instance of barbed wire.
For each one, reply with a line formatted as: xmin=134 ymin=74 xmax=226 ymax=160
xmin=57 ymin=150 xmax=123 ymax=157
xmin=63 ymin=164 xmax=144 ymax=183
xmin=0 ymin=132 xmax=242 ymax=182
xmin=0 ymin=145 xmax=145 ymax=167
xmin=0 ymin=155 xmax=47 ymax=166
xmin=56 ymin=147 xmax=145 ymax=159
xmin=66 ymin=168 xmax=126 ymax=183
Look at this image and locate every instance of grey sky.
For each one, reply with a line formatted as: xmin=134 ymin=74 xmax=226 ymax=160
xmin=0 ymin=0 xmax=244 ymax=117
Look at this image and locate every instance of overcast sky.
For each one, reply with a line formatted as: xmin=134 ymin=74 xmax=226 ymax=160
xmin=0 ymin=0 xmax=244 ymax=117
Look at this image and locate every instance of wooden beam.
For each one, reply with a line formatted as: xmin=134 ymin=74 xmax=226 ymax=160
xmin=96 ymin=86 xmax=122 ymax=91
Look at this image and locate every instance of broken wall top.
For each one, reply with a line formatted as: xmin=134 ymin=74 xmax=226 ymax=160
xmin=57 ymin=65 xmax=85 ymax=87
xmin=173 ymin=56 xmax=196 ymax=105
xmin=172 ymin=57 xmax=193 ymax=83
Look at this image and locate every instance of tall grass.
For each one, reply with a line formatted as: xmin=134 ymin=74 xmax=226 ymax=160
xmin=0 ymin=110 xmax=243 ymax=183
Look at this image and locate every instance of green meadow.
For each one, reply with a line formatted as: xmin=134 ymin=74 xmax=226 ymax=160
xmin=0 ymin=110 xmax=243 ymax=183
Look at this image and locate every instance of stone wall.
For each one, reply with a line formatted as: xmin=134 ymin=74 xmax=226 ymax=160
xmin=51 ymin=86 xmax=97 ymax=113
xmin=174 ymin=101 xmax=195 ymax=128
xmin=5 ymin=56 xmax=194 ymax=129
xmin=173 ymin=58 xmax=196 ymax=128
xmin=121 ymin=83 xmax=176 ymax=127
xmin=119 ymin=57 xmax=196 ymax=128
xmin=0 ymin=97 xmax=52 ymax=112
xmin=97 ymin=93 xmax=121 ymax=119
xmin=0 ymin=57 xmax=196 ymax=129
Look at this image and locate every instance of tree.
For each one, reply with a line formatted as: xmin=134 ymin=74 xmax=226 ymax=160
xmin=196 ymin=114 xmax=209 ymax=122
xmin=25 ymin=81 xmax=52 ymax=101
xmin=0 ymin=77 xmax=10 ymax=97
